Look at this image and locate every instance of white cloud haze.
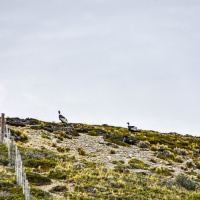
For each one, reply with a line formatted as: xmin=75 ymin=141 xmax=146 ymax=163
xmin=0 ymin=0 xmax=200 ymax=135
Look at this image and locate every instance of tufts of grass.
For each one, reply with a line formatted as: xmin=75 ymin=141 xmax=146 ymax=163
xmin=154 ymin=166 xmax=173 ymax=176
xmin=49 ymin=185 xmax=68 ymax=193
xmin=186 ymin=161 xmax=195 ymax=168
xmin=48 ymin=170 xmax=68 ymax=180
xmin=110 ymin=149 xmax=116 ymax=154
xmin=78 ymin=148 xmax=87 ymax=156
xmin=9 ymin=128 xmax=28 ymax=142
xmin=173 ymin=147 xmax=188 ymax=155
xmin=137 ymin=140 xmax=150 ymax=148
xmin=26 ymin=171 xmax=51 ymax=186
xmin=176 ymin=173 xmax=197 ymax=191
xmin=24 ymin=158 xmax=56 ymax=171
xmin=128 ymin=158 xmax=149 ymax=170
xmin=31 ymin=187 xmax=53 ymax=200
xmin=88 ymin=131 xmax=97 ymax=136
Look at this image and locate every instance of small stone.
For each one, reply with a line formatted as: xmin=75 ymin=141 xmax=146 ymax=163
xmin=107 ymin=156 xmax=111 ymax=160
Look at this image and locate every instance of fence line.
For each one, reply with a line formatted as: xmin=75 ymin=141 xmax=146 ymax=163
xmin=1 ymin=117 xmax=30 ymax=200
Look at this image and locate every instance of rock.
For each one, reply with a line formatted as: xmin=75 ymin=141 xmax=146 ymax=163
xmin=106 ymin=176 xmax=113 ymax=180
xmin=65 ymin=135 xmax=73 ymax=139
xmin=122 ymin=136 xmax=140 ymax=145
xmin=56 ymin=139 xmax=62 ymax=143
xmin=6 ymin=118 xmax=26 ymax=127
xmin=107 ymin=156 xmax=111 ymax=160
xmin=196 ymin=163 xmax=200 ymax=169
xmin=76 ymin=162 xmax=84 ymax=169
xmin=96 ymin=129 xmax=107 ymax=136
xmin=106 ymin=143 xmax=118 ymax=148
xmin=84 ymin=186 xmax=96 ymax=194
xmin=76 ymin=128 xmax=91 ymax=133
xmin=30 ymin=125 xmax=42 ymax=130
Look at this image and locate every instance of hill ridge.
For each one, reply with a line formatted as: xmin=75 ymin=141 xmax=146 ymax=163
xmin=0 ymin=117 xmax=200 ymax=199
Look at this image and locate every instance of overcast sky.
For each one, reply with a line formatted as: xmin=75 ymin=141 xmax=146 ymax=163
xmin=0 ymin=0 xmax=200 ymax=136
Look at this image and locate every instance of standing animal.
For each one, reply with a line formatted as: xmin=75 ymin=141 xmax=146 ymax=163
xmin=58 ymin=111 xmax=68 ymax=123
xmin=127 ymin=122 xmax=137 ymax=132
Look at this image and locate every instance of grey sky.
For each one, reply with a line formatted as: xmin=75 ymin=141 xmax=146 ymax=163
xmin=0 ymin=0 xmax=200 ymax=135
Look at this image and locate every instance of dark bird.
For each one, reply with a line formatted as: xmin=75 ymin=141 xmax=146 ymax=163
xmin=127 ymin=122 xmax=137 ymax=132
xmin=58 ymin=111 xmax=68 ymax=123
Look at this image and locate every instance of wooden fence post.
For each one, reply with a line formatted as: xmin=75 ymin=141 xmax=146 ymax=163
xmin=1 ymin=113 xmax=5 ymax=143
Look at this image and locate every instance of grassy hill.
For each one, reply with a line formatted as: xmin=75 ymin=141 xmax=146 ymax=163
xmin=0 ymin=117 xmax=200 ymax=199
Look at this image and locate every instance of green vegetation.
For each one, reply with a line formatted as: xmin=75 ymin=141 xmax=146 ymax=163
xmin=48 ymin=170 xmax=68 ymax=180
xmin=31 ymin=187 xmax=53 ymax=200
xmin=176 ymin=173 xmax=197 ymax=191
xmin=1 ymin=118 xmax=200 ymax=199
xmin=78 ymin=147 xmax=87 ymax=156
xmin=26 ymin=171 xmax=51 ymax=186
xmin=110 ymin=149 xmax=116 ymax=154
xmin=24 ymin=158 xmax=56 ymax=171
xmin=128 ymin=158 xmax=149 ymax=170
xmin=154 ymin=166 xmax=173 ymax=176
xmin=49 ymin=185 xmax=68 ymax=193
xmin=9 ymin=128 xmax=28 ymax=142
xmin=0 ymin=144 xmax=9 ymax=166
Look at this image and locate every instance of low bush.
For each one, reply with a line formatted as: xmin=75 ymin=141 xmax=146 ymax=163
xmin=110 ymin=150 xmax=116 ymax=154
xmin=176 ymin=173 xmax=197 ymax=191
xmin=174 ymin=147 xmax=188 ymax=156
xmin=128 ymin=159 xmax=149 ymax=170
xmin=24 ymin=159 xmax=56 ymax=170
xmin=137 ymin=141 xmax=150 ymax=148
xmin=48 ymin=170 xmax=67 ymax=180
xmin=26 ymin=172 xmax=51 ymax=186
xmin=10 ymin=129 xmax=28 ymax=142
xmin=155 ymin=166 xmax=173 ymax=176
xmin=186 ymin=161 xmax=195 ymax=168
xmin=78 ymin=148 xmax=86 ymax=156
xmin=50 ymin=185 xmax=68 ymax=193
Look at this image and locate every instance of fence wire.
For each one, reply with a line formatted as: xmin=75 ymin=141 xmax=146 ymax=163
xmin=2 ymin=124 xmax=30 ymax=200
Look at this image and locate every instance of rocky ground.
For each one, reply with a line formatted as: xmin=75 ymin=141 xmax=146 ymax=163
xmin=2 ymin=118 xmax=199 ymax=199
xmin=12 ymin=125 xmax=188 ymax=177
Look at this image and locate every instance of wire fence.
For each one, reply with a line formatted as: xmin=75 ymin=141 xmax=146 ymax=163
xmin=0 ymin=115 xmax=30 ymax=200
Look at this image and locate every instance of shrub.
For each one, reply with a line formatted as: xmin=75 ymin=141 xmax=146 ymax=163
xmin=110 ymin=139 xmax=130 ymax=147
xmin=149 ymin=158 xmax=157 ymax=163
xmin=78 ymin=148 xmax=86 ymax=156
xmin=155 ymin=166 xmax=172 ymax=176
xmin=50 ymin=185 xmax=68 ymax=193
xmin=114 ymin=164 xmax=129 ymax=173
xmin=196 ymin=162 xmax=200 ymax=169
xmin=57 ymin=147 xmax=65 ymax=152
xmin=174 ymin=147 xmax=188 ymax=155
xmin=48 ymin=170 xmax=67 ymax=180
xmin=176 ymin=173 xmax=197 ymax=191
xmin=174 ymin=156 xmax=184 ymax=163
xmin=26 ymin=172 xmax=51 ymax=186
xmin=110 ymin=150 xmax=116 ymax=154
xmin=24 ymin=159 xmax=56 ymax=170
xmin=31 ymin=188 xmax=52 ymax=199
xmin=52 ymin=143 xmax=57 ymax=147
xmin=156 ymin=150 xmax=176 ymax=161
xmin=150 ymin=145 xmax=159 ymax=151
xmin=137 ymin=141 xmax=150 ymax=148
xmin=10 ymin=129 xmax=28 ymax=142
xmin=158 ymin=144 xmax=168 ymax=151
xmin=88 ymin=131 xmax=97 ymax=136
xmin=186 ymin=161 xmax=195 ymax=168
xmin=128 ymin=159 xmax=149 ymax=170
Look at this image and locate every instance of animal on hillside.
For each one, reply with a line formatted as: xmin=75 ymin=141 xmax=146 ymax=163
xmin=127 ymin=122 xmax=138 ymax=132
xmin=58 ymin=111 xmax=68 ymax=123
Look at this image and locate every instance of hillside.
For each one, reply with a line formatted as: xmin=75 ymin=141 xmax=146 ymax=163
xmin=0 ymin=117 xmax=200 ymax=200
